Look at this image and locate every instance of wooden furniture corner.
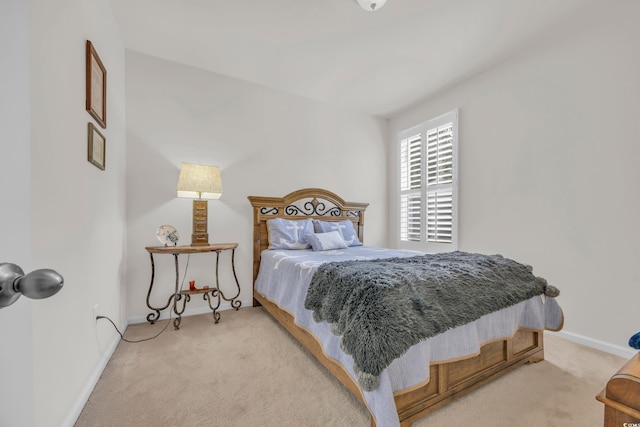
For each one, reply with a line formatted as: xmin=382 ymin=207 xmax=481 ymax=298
xmin=597 ymin=352 xmax=640 ymax=426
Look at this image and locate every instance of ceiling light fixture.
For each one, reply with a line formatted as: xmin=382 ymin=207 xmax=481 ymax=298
xmin=355 ymin=0 xmax=387 ymax=12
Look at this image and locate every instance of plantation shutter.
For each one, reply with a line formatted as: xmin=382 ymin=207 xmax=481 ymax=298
xmin=398 ymin=110 xmax=458 ymax=252
xmin=400 ymin=130 xmax=422 ymax=242
xmin=425 ymin=123 xmax=454 ymax=243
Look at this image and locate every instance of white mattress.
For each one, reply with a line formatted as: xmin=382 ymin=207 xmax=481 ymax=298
xmin=254 ymin=246 xmax=564 ymax=427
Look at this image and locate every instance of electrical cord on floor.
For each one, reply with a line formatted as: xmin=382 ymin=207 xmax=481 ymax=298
xmin=96 ymin=254 xmax=193 ymax=343
xmin=96 ymin=314 xmax=172 ymax=343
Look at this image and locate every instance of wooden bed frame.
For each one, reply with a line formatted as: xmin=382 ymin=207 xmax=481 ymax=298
xmin=248 ymin=188 xmax=547 ymax=427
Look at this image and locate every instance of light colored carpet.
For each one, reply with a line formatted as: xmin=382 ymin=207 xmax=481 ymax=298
xmin=76 ymin=307 xmax=627 ymax=427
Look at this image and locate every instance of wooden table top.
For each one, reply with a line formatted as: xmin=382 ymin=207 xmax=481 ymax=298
xmin=145 ymin=243 xmax=238 ymax=254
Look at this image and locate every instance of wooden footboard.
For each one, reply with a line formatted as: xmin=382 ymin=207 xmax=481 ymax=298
xmin=256 ymin=289 xmax=544 ymax=427
xmin=394 ymin=328 xmax=543 ymax=426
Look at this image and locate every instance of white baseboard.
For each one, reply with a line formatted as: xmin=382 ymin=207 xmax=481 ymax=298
xmin=549 ymin=329 xmax=637 ymax=359
xmin=61 ymin=319 xmax=127 ymax=427
xmin=127 ymin=298 xmax=254 ymax=324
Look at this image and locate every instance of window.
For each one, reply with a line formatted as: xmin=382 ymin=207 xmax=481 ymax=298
xmin=398 ymin=109 xmax=458 ymax=253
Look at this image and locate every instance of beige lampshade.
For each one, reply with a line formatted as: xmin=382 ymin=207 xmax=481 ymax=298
xmin=176 ymin=163 xmax=223 ymax=200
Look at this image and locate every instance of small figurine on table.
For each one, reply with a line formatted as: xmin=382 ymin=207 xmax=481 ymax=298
xmin=156 ymin=225 xmax=179 ymax=247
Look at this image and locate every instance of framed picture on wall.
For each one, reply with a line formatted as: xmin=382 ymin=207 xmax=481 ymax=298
xmin=85 ymin=40 xmax=107 ymax=128
xmin=88 ymin=122 xmax=106 ymax=170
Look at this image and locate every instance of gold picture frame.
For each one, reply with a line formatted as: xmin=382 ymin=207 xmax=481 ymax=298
xmin=85 ymin=40 xmax=106 ymax=128
xmin=88 ymin=122 xmax=106 ymax=170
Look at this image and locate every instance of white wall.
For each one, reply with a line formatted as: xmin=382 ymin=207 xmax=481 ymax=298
xmin=0 ymin=1 xmax=34 ymax=426
xmin=28 ymin=0 xmax=127 ymax=425
xmin=389 ymin=1 xmax=640 ymax=352
xmin=125 ymin=51 xmax=388 ymax=321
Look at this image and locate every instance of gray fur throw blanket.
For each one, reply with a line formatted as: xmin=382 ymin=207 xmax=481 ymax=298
xmin=304 ymin=251 xmax=560 ymax=391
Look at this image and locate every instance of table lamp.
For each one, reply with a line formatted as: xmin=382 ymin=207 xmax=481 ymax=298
xmin=177 ymin=162 xmax=222 ymax=246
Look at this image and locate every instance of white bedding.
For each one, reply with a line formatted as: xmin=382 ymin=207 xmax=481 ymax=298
xmin=254 ymin=246 xmax=564 ymax=427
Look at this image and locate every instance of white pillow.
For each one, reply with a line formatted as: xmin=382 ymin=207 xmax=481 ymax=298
xmin=267 ymin=218 xmax=314 ymax=249
xmin=305 ymin=231 xmax=349 ymax=252
xmin=313 ymin=219 xmax=362 ymax=246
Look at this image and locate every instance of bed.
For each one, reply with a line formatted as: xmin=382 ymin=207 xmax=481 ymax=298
xmin=248 ymin=188 xmax=564 ymax=427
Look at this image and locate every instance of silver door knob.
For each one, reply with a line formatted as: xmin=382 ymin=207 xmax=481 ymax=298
xmin=0 ymin=263 xmax=63 ymax=308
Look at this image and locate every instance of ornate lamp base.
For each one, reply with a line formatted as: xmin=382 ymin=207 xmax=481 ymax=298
xmin=191 ymin=199 xmax=209 ymax=246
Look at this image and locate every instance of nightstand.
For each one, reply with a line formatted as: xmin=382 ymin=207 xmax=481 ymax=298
xmin=144 ymin=243 xmax=242 ymax=329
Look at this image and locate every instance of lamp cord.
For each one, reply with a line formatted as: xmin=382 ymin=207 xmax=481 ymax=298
xmin=96 ymin=254 xmax=193 ymax=343
xmin=180 ymin=253 xmax=191 ymax=291
xmin=96 ymin=314 xmax=171 ymax=343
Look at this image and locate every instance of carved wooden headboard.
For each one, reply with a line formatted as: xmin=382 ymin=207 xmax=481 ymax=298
xmin=247 ymin=188 xmax=369 ymax=282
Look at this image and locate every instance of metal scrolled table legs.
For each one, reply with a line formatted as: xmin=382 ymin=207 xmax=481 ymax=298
xmin=145 ymin=253 xmax=176 ymax=324
xmin=145 ymin=244 xmax=241 ymax=328
xmin=218 ymin=248 xmax=242 ymax=311
xmin=204 ymin=288 xmax=222 ymax=324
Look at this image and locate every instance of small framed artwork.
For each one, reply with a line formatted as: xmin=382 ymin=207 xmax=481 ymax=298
xmin=85 ymin=40 xmax=107 ymax=128
xmin=88 ymin=122 xmax=106 ymax=170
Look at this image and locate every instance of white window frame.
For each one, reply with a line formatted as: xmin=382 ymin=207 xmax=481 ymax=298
xmin=398 ymin=109 xmax=459 ymax=253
